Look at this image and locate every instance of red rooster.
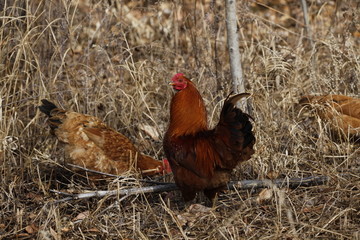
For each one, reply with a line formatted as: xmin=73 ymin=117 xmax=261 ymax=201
xmin=163 ymin=73 xmax=256 ymax=202
xmin=39 ymin=99 xmax=171 ymax=176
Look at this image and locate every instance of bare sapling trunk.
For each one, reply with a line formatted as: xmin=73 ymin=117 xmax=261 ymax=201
xmin=225 ymin=0 xmax=248 ymax=112
xmin=300 ymin=0 xmax=314 ymax=47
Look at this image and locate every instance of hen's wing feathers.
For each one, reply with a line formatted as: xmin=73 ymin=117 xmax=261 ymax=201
xmin=82 ymin=127 xmax=106 ymax=147
xmin=83 ymin=126 xmax=139 ymax=160
xmin=83 ymin=125 xmax=164 ymax=175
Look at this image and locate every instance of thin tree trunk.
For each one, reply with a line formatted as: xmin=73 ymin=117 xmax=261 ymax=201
xmin=225 ymin=0 xmax=247 ymax=112
xmin=300 ymin=0 xmax=317 ymax=92
xmin=300 ymin=0 xmax=314 ymax=47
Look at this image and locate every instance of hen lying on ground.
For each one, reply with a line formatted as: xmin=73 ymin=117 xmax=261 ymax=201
xmin=299 ymin=94 xmax=360 ymax=141
xmin=163 ymin=73 xmax=256 ymax=202
xmin=39 ymin=99 xmax=170 ymax=176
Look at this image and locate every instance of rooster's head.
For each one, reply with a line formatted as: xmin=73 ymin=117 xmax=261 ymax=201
xmin=170 ymin=73 xmax=190 ymax=91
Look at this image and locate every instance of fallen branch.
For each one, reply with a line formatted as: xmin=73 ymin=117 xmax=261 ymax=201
xmin=228 ymin=175 xmax=329 ymax=190
xmin=50 ymin=175 xmax=329 ymax=203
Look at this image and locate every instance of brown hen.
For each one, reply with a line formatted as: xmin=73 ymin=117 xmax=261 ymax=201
xmin=39 ymin=99 xmax=170 ymax=176
xmin=163 ymin=74 xmax=256 ymax=202
xmin=299 ymin=94 xmax=360 ymax=141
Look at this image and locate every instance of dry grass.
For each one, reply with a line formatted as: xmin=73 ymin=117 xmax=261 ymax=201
xmin=0 ymin=0 xmax=359 ymax=239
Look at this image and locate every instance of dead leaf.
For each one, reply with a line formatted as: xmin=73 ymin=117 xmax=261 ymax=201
xmin=111 ymin=54 xmax=123 ymax=63
xmin=256 ymin=188 xmax=273 ymax=204
xmin=177 ymin=213 xmax=191 ymax=227
xmin=177 ymin=204 xmax=212 ymax=227
xmin=266 ymin=171 xmax=279 ymax=179
xmin=138 ymin=124 xmax=160 ymax=141
xmin=61 ymin=227 xmax=71 ymax=232
xmin=16 ymin=233 xmax=30 ymax=238
xmin=187 ymin=203 xmax=211 ymax=213
xmin=301 ymin=205 xmax=324 ymax=213
xmin=72 ymin=45 xmax=83 ymax=54
xmin=26 ymin=192 xmax=43 ymax=202
xmin=73 ymin=211 xmax=90 ymax=222
xmin=25 ymin=223 xmax=39 ymax=234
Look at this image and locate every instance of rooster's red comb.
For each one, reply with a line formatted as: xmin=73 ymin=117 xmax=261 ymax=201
xmin=171 ymin=73 xmax=184 ymax=81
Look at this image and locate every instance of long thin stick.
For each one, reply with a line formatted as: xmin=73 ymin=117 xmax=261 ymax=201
xmin=50 ymin=175 xmax=329 ymax=203
xmin=228 ymin=175 xmax=329 ymax=189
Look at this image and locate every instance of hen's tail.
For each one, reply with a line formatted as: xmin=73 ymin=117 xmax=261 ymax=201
xmin=39 ymin=99 xmax=66 ymax=131
xmin=39 ymin=99 xmax=58 ymax=117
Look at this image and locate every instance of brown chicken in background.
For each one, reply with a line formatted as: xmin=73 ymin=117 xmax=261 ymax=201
xmin=163 ymin=73 xmax=256 ymax=202
xmin=299 ymin=94 xmax=360 ymax=141
xmin=39 ymin=99 xmax=171 ymax=176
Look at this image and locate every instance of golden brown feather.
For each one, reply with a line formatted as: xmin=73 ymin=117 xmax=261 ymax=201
xmin=39 ymin=99 xmax=170 ymax=176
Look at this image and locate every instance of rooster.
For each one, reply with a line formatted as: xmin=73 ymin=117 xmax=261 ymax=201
xmin=163 ymin=73 xmax=256 ymax=202
xmin=299 ymin=94 xmax=360 ymax=141
xmin=39 ymin=99 xmax=171 ymax=176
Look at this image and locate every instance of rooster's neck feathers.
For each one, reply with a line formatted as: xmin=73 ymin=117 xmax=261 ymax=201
xmin=168 ymin=81 xmax=208 ymax=136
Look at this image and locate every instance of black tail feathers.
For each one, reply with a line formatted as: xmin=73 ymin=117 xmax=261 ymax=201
xmin=221 ymin=93 xmax=256 ymax=148
xmin=39 ymin=99 xmax=65 ymax=131
xmin=39 ymin=99 xmax=58 ymax=117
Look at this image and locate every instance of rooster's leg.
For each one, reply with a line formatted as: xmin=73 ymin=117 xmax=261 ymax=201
xmin=204 ymin=188 xmax=222 ymax=207
xmin=181 ymin=189 xmax=196 ymax=202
